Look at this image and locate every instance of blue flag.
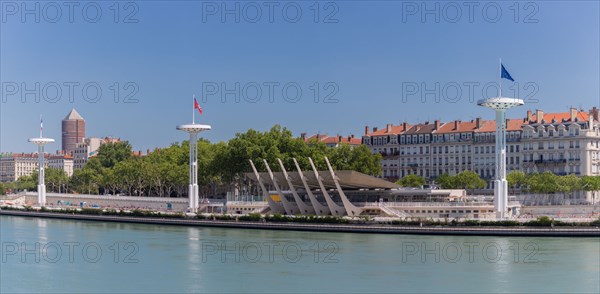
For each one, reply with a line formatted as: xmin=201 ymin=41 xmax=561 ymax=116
xmin=501 ymin=63 xmax=514 ymax=82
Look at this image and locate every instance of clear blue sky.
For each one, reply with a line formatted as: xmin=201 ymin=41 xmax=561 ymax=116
xmin=1 ymin=1 xmax=599 ymax=153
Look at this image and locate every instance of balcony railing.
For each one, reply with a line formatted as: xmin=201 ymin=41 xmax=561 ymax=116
xmin=534 ymin=159 xmax=567 ymax=164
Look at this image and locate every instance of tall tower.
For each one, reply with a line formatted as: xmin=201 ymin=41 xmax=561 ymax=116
xmin=62 ymin=109 xmax=85 ymax=154
xmin=478 ymin=97 xmax=523 ymax=218
xmin=29 ymin=118 xmax=54 ymax=206
xmin=177 ymin=124 xmax=211 ymax=212
xmin=177 ymin=96 xmax=210 ymax=212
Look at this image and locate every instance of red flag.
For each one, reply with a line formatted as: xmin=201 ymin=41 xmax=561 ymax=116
xmin=194 ymin=98 xmax=203 ymax=114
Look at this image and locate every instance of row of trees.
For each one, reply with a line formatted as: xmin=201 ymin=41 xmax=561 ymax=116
xmin=395 ymin=171 xmax=487 ymax=191
xmin=392 ymin=170 xmax=600 ymax=196
xmin=8 ymin=125 xmax=382 ymax=197
xmin=507 ymin=171 xmax=600 ymax=195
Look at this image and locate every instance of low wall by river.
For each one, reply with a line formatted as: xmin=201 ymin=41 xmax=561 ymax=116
xmin=522 ymin=205 xmax=600 ymax=218
xmin=23 ymin=193 xmax=190 ymax=211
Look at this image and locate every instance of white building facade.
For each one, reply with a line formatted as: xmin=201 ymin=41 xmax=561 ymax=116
xmin=0 ymin=153 xmax=48 ymax=182
xmin=48 ymin=155 xmax=74 ymax=177
xmin=363 ymin=107 xmax=600 ymax=201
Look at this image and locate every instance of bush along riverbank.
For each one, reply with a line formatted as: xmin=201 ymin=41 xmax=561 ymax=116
xmin=2 ymin=205 xmax=187 ymax=219
xmin=2 ymin=206 xmax=600 ymax=227
xmin=390 ymin=216 xmax=600 ymax=227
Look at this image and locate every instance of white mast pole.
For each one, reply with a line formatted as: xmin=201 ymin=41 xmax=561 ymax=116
xmin=499 ymin=58 xmax=502 ymax=98
xmin=192 ymin=95 xmax=195 ymax=124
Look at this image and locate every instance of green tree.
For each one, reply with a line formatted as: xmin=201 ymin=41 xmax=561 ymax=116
xmin=70 ymin=168 xmax=100 ymax=194
xmin=507 ymin=170 xmax=527 ymax=194
xmin=454 ymin=171 xmax=486 ymax=194
xmin=436 ymin=173 xmax=457 ymax=189
xmin=527 ymin=172 xmax=560 ymax=194
xmin=45 ymin=168 xmax=69 ymax=193
xmin=396 ymin=174 xmax=426 ymax=188
xmin=557 ymin=174 xmax=581 ymax=198
xmin=94 ymin=141 xmax=133 ymax=169
xmin=16 ymin=175 xmax=36 ymax=191
xmin=48 ymin=124 xmax=384 ymax=198
xmin=101 ymin=168 xmax=120 ymax=195
xmin=581 ymin=176 xmax=600 ymax=203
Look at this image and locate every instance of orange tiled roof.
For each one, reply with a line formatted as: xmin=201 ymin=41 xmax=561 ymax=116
xmin=368 ymin=124 xmax=411 ymax=136
xmin=404 ymin=123 xmax=438 ymax=135
xmin=434 ymin=121 xmax=478 ymax=134
xmin=9 ymin=153 xmax=45 ymax=158
xmin=305 ymin=134 xmax=361 ymax=145
xmin=474 ymin=119 xmax=525 ymax=133
xmin=530 ymin=110 xmax=589 ymax=124
xmin=507 ymin=119 xmax=525 ymax=131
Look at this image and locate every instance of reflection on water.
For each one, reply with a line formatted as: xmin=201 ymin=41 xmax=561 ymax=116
xmin=1 ymin=216 xmax=598 ymax=293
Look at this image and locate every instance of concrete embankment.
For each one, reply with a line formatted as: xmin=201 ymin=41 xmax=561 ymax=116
xmin=2 ymin=210 xmax=599 ymax=237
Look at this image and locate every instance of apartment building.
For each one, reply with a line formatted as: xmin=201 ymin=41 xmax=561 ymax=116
xmin=73 ymin=137 xmax=121 ymax=170
xmin=363 ymin=107 xmax=600 ymax=186
xmin=302 ymin=133 xmax=362 ymax=147
xmin=48 ymin=154 xmax=74 ymax=177
xmin=0 ymin=153 xmax=48 ymax=182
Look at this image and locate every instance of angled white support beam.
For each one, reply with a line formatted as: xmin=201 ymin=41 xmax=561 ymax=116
xmin=263 ymin=159 xmax=299 ymax=215
xmin=293 ymin=158 xmax=330 ymax=216
xmin=277 ymin=158 xmax=315 ymax=215
xmin=324 ymin=156 xmax=362 ymax=217
xmin=249 ymin=160 xmax=285 ymax=214
xmin=309 ymin=157 xmax=345 ymax=216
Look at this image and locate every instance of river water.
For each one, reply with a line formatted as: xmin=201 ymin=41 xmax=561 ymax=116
xmin=1 ymin=215 xmax=598 ymax=293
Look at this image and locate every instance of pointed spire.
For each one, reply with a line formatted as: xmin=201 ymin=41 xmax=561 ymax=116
xmin=64 ymin=108 xmax=84 ymax=120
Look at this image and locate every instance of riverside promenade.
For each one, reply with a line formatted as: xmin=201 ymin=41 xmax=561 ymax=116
xmin=2 ymin=210 xmax=599 ymax=237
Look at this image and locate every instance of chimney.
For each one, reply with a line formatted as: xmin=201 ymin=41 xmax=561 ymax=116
xmin=402 ymin=122 xmax=408 ymax=130
xmin=300 ymin=132 xmax=307 ymax=140
xmin=364 ymin=126 xmax=369 ymax=135
xmin=526 ymin=110 xmax=533 ymax=122
xmin=434 ymin=120 xmax=441 ymax=130
xmin=569 ymin=107 xmax=577 ymax=121
xmin=338 ymin=135 xmax=343 ymax=142
xmin=351 ymin=134 xmax=355 ymax=139
xmin=475 ymin=118 xmax=482 ymax=129
xmin=454 ymin=120 xmax=460 ymax=130
xmin=373 ymin=127 xmax=378 ymax=132
xmin=536 ymin=109 xmax=544 ymax=124
xmin=386 ymin=123 xmax=392 ymax=133
xmin=147 ymin=149 xmax=150 ymax=155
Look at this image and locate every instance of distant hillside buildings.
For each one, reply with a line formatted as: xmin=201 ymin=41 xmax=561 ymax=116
xmin=0 ymin=109 xmax=121 ymax=182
